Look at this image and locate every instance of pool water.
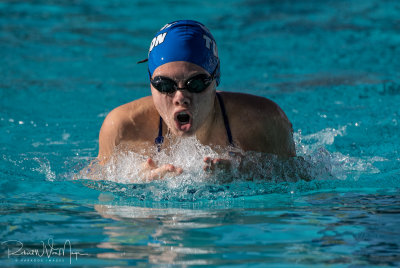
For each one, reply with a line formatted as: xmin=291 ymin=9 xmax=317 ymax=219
xmin=1 ymin=0 xmax=400 ymax=267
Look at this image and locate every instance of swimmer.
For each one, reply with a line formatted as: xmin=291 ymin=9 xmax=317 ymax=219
xmin=97 ymin=20 xmax=296 ymax=180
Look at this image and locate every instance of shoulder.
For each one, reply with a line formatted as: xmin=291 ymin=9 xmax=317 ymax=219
xmin=101 ymin=96 xmax=155 ymax=131
xmin=97 ymin=96 xmax=157 ymax=162
xmin=218 ymin=91 xmax=289 ymax=122
xmin=218 ymin=91 xmax=295 ymax=156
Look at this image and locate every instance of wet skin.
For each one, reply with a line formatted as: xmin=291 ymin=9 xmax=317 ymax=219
xmin=97 ymin=61 xmax=296 ymax=181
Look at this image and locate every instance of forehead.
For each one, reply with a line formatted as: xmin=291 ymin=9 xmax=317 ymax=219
xmin=152 ymin=61 xmax=209 ymax=79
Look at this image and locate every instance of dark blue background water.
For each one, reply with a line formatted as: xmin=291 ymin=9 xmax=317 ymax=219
xmin=1 ymin=0 xmax=400 ymax=266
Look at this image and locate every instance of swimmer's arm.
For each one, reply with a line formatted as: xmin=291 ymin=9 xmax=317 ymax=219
xmin=233 ymin=116 xmax=297 ymax=178
xmin=140 ymin=158 xmax=183 ymax=181
xmin=263 ymin=105 xmax=296 ymax=157
xmin=272 ymin=116 xmax=296 ymax=157
xmin=203 ymin=116 xmax=296 ymax=178
xmin=203 ymin=157 xmax=232 ymax=172
xmin=97 ymin=109 xmax=124 ymax=164
xmin=237 ymin=153 xmax=311 ymax=181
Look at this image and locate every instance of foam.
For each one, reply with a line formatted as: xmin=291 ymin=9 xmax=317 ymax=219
xmin=74 ymin=126 xmax=384 ymax=200
xmin=294 ymin=126 xmax=381 ymax=180
xmin=33 ymin=157 xmax=56 ymax=181
xmin=82 ymin=136 xmax=223 ymax=184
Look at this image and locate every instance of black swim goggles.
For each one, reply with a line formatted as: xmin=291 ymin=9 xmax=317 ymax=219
xmin=150 ymin=62 xmax=219 ymax=94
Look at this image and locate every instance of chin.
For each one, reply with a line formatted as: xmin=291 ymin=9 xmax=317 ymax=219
xmin=174 ymin=129 xmax=195 ymax=137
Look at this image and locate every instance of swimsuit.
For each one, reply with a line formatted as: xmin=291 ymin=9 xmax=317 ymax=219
xmin=155 ymin=92 xmax=233 ymax=151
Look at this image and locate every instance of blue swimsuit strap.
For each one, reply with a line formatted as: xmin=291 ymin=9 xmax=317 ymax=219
xmin=155 ymin=92 xmax=234 ymax=151
xmin=154 ymin=116 xmax=164 ymax=152
xmin=216 ymin=92 xmax=234 ymax=146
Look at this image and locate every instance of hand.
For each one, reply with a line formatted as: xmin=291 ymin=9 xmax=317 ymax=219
xmin=140 ymin=158 xmax=183 ymax=181
xmin=203 ymin=156 xmax=232 ymax=172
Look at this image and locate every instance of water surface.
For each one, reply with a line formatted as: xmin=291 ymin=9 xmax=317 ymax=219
xmin=1 ymin=0 xmax=400 ymax=266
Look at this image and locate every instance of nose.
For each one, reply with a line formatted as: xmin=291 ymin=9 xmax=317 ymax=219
xmin=173 ymin=89 xmax=191 ymax=107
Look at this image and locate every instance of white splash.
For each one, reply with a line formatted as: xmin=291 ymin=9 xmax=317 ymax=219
xmin=80 ymin=125 xmax=382 ymax=185
xmin=85 ymin=136 xmax=222 ymax=184
xmin=33 ymin=158 xmax=56 ymax=181
xmin=294 ymin=125 xmax=381 ymax=180
xmin=295 ymin=126 xmax=347 ymax=154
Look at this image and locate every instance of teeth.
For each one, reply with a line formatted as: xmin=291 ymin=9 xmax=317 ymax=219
xmin=179 ymin=112 xmax=187 ymax=115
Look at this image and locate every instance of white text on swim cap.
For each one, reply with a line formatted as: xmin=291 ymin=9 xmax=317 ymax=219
xmin=203 ymin=35 xmax=218 ymax=57
xmin=197 ymin=23 xmax=211 ymax=35
xmin=149 ymin=33 xmax=167 ymax=53
xmin=159 ymin=22 xmax=177 ymax=31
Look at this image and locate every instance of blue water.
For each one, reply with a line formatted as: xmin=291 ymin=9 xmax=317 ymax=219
xmin=1 ymin=0 xmax=400 ymax=267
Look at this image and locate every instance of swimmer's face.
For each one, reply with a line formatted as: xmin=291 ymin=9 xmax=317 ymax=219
xmin=151 ymin=61 xmax=216 ymax=137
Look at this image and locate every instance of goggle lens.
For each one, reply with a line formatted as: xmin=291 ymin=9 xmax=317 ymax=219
xmin=151 ymin=74 xmax=212 ymax=94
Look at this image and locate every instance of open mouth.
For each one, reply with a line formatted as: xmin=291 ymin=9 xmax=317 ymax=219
xmin=177 ymin=113 xmax=190 ymax=124
xmin=174 ymin=111 xmax=192 ymax=132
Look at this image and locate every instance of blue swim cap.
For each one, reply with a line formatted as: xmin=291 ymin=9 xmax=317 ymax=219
xmin=148 ymin=20 xmax=220 ymax=86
